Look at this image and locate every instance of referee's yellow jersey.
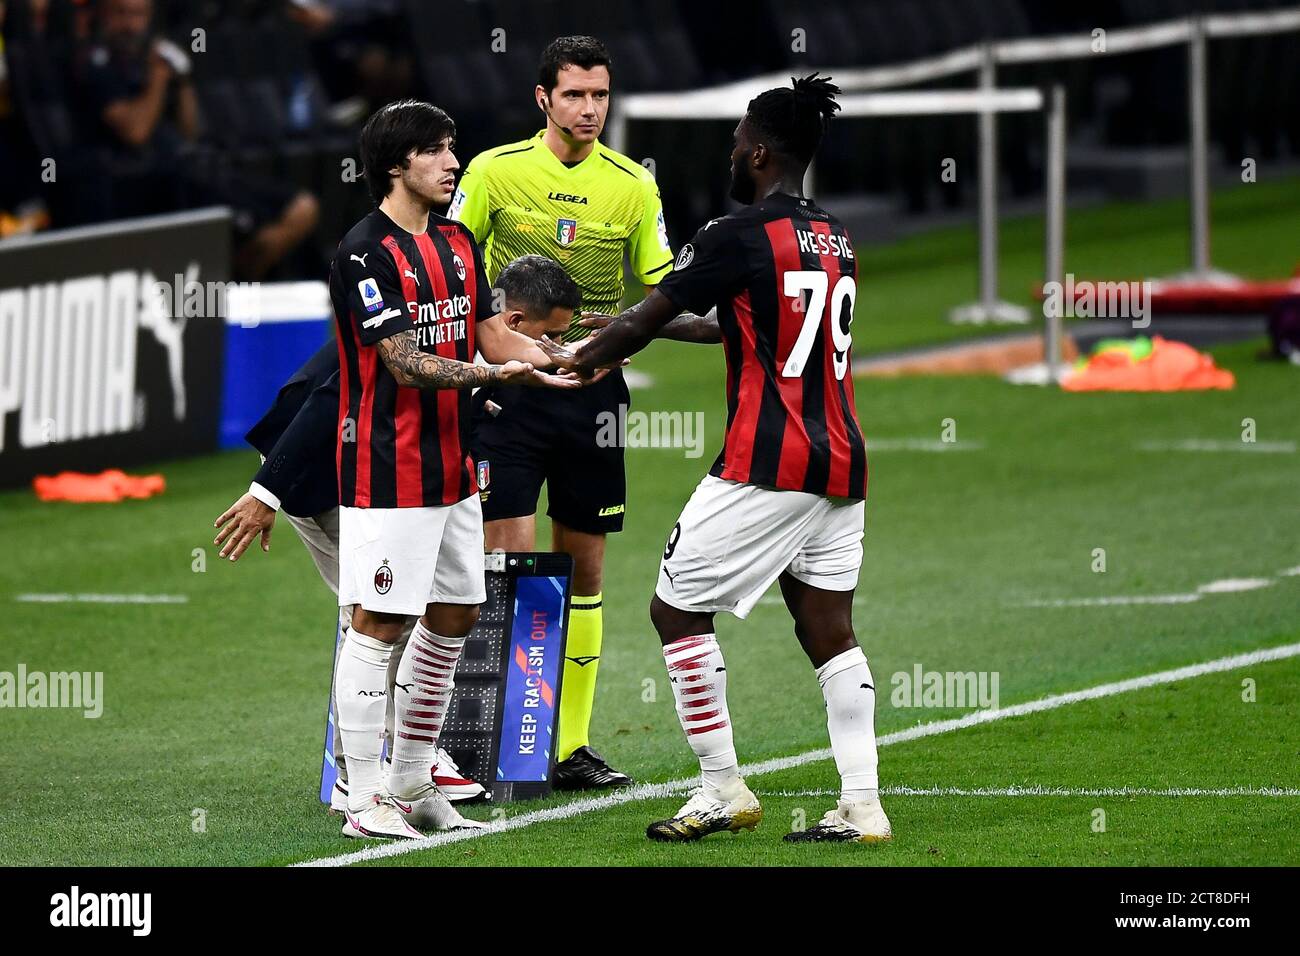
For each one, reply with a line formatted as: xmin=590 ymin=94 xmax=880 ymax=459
xmin=449 ymin=130 xmax=675 ymax=341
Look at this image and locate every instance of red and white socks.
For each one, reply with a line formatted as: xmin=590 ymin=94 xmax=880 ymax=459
xmin=816 ymin=646 xmax=880 ymax=803
xmin=387 ymin=620 xmax=465 ymax=797
xmin=333 ymin=627 xmax=394 ymax=812
xmin=663 ymin=634 xmax=741 ymax=798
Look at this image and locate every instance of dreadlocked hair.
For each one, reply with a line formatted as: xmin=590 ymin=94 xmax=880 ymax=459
xmin=744 ymin=73 xmax=842 ymax=164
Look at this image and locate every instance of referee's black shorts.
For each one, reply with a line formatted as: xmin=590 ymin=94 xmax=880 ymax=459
xmin=470 ymin=369 xmax=629 ymax=535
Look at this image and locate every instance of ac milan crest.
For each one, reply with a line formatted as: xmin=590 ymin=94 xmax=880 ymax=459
xmin=374 ymin=560 xmax=393 ymax=594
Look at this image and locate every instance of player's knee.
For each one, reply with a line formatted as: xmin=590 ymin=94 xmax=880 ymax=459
xmin=649 ymin=594 xmax=672 ymax=634
xmin=650 ymin=594 xmax=710 ymax=645
xmin=424 ymin=603 xmax=480 ymax=638
xmin=351 ymin=608 xmax=408 ymax=642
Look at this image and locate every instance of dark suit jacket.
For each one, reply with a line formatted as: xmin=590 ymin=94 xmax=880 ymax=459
xmin=246 ymin=341 xmax=341 ymax=518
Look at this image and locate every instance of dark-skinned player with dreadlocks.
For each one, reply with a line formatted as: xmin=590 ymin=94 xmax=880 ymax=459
xmin=541 ymin=75 xmax=891 ymax=844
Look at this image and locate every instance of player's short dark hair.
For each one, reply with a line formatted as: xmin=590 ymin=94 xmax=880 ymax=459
xmin=745 ymin=73 xmax=842 ymax=166
xmin=496 ymin=255 xmax=582 ymax=317
xmin=359 ymin=99 xmax=456 ymax=203
xmin=538 ymin=35 xmax=613 ymax=93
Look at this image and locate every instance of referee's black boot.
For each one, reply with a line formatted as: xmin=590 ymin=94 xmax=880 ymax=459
xmin=552 ymin=746 xmax=634 ymax=791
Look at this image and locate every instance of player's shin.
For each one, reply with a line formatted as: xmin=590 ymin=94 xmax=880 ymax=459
xmin=816 ymin=646 xmax=879 ymax=802
xmin=383 ymin=621 xmax=414 ymax=757
xmin=387 ymin=620 xmax=464 ymax=797
xmin=334 ymin=628 xmax=395 ymax=811
xmin=663 ymin=634 xmax=741 ymax=797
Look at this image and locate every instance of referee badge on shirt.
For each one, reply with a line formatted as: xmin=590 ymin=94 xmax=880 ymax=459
xmin=555 ymin=218 xmax=578 ymax=247
xmin=357 ymin=277 xmax=384 ymax=313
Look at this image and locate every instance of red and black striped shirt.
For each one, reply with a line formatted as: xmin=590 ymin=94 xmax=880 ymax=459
xmin=330 ymin=209 xmax=494 ymax=508
xmin=656 ymin=193 xmax=867 ymax=500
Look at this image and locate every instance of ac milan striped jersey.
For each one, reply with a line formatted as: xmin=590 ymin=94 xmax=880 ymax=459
xmin=655 ymin=193 xmax=867 ymax=500
xmin=331 ymin=209 xmax=495 ymax=508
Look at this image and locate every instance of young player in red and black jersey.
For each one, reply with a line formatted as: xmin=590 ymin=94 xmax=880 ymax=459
xmin=542 ymin=76 xmax=891 ymax=844
xmin=330 ymin=100 xmax=580 ymax=840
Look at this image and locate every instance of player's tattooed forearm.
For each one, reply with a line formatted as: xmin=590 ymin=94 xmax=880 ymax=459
xmin=376 ymin=331 xmax=495 ymax=389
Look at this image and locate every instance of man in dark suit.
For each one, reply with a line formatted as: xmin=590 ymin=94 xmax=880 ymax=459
xmin=213 ymin=340 xmax=488 ymax=809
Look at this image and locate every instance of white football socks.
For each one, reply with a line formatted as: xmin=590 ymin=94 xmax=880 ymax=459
xmin=334 ymin=627 xmax=394 ymax=811
xmin=388 ymin=620 xmax=465 ymax=797
xmin=816 ymin=646 xmax=880 ymax=803
xmin=383 ymin=624 xmax=412 ymax=760
xmin=663 ymin=634 xmax=741 ymax=798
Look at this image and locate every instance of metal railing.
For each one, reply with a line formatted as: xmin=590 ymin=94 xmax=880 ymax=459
xmin=612 ymin=7 xmax=1300 ymax=327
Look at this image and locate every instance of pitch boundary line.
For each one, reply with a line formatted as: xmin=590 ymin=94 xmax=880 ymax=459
xmin=14 ymin=593 xmax=190 ymax=605
xmin=293 ymin=640 xmax=1300 ymax=867
xmin=769 ymin=786 xmax=1300 ymax=798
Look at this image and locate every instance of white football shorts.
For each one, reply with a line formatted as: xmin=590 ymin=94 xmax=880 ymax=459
xmin=655 ymin=475 xmax=865 ymax=620
xmin=338 ymin=495 xmax=487 ymax=615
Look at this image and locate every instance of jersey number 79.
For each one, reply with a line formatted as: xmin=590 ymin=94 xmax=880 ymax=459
xmin=781 ymin=271 xmax=857 ymax=381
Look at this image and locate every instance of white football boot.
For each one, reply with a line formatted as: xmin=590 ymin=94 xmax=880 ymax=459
xmin=328 ymin=779 xmax=348 ymax=815
xmin=341 ymin=794 xmax=425 ymax=840
xmin=388 ymin=783 xmax=488 ymax=833
xmin=783 ymin=798 xmax=892 ymax=843
xmin=646 ymin=781 xmax=762 ymax=842
xmin=432 ymin=747 xmax=488 ymax=803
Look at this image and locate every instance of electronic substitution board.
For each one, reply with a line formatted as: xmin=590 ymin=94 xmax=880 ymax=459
xmin=319 ymin=551 xmax=573 ymax=805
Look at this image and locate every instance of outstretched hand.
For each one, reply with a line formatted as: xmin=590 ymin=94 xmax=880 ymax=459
xmin=497 ymin=359 xmax=582 ymax=389
xmin=576 ymin=313 xmax=617 ymax=332
xmin=213 ymin=492 xmax=275 ymax=561
xmin=538 ymin=335 xmax=588 ymax=377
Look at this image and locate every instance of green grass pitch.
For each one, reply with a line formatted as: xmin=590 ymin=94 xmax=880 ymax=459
xmin=1 ymin=180 xmax=1297 ymax=866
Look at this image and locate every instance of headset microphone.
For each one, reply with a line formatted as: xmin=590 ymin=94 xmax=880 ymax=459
xmin=540 ymin=95 xmax=574 ymax=137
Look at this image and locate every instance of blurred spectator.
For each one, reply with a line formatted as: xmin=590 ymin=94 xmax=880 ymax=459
xmin=74 ymin=0 xmax=320 ymax=277
xmin=0 ymin=0 xmax=52 ymax=236
xmin=285 ymin=0 xmax=413 ymax=121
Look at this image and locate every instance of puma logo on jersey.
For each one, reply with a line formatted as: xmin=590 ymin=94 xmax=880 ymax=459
xmin=404 ymin=269 xmax=420 ymax=286
xmin=662 ymin=566 xmax=678 ymax=586
xmin=393 ymin=681 xmax=414 ymax=694
xmin=547 ymin=191 xmax=588 ymax=204
xmin=350 ymin=253 xmax=369 ymax=266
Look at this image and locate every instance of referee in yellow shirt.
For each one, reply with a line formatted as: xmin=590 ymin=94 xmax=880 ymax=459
xmin=451 ymin=36 xmax=675 ymax=789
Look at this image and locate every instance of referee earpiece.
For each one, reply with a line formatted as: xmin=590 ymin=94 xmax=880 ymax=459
xmin=539 ymin=93 xmax=574 ymax=137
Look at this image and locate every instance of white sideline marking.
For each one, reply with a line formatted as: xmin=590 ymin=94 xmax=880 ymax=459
xmin=294 ymin=640 xmax=1300 ymax=868
xmin=867 ymin=439 xmax=984 ymax=452
xmin=1136 ymin=440 xmax=1296 ymax=454
xmin=621 ymin=369 xmax=655 ymax=390
xmin=14 ymin=593 xmax=189 ymax=605
xmin=1198 ymin=578 xmax=1272 ymax=594
xmin=1021 ymin=594 xmax=1200 ymax=608
xmin=1020 ymin=565 xmax=1292 ymax=608
xmin=771 ymin=786 xmax=1300 ymax=798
